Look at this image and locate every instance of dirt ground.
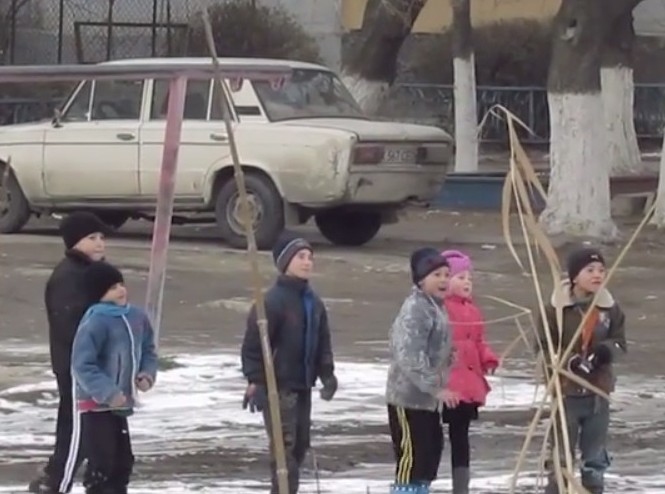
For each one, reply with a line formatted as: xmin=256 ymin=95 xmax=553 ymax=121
xmin=2 ymin=209 xmax=665 ymax=491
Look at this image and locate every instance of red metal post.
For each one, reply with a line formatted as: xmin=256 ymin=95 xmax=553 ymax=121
xmin=144 ymin=76 xmax=187 ymax=344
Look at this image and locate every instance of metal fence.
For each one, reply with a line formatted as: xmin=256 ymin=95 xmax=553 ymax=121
xmin=0 ymin=0 xmax=195 ymax=65
xmin=0 ymin=84 xmax=664 ymax=145
xmin=385 ymin=83 xmax=665 ymax=143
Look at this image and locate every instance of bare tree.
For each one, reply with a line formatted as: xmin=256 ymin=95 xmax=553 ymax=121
xmin=342 ymin=0 xmax=426 ymax=114
xmin=451 ymin=0 xmax=478 ymax=173
xmin=540 ymin=0 xmax=640 ymax=238
xmin=601 ymin=1 xmax=646 ymax=176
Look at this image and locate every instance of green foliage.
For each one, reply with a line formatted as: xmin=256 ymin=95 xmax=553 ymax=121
xmin=188 ymin=1 xmax=321 ymax=64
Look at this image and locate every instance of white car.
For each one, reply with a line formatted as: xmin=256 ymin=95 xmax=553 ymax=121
xmin=0 ymin=57 xmax=452 ymax=248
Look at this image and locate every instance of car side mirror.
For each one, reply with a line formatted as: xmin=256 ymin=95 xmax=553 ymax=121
xmin=52 ymin=108 xmax=63 ymax=128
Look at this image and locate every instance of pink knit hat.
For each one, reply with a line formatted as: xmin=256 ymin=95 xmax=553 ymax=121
xmin=441 ymin=249 xmax=472 ymax=277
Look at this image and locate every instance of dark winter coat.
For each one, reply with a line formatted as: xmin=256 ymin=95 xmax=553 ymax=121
xmin=535 ymin=280 xmax=627 ymax=396
xmin=46 ymin=249 xmax=96 ymax=375
xmin=241 ymin=275 xmax=335 ymax=391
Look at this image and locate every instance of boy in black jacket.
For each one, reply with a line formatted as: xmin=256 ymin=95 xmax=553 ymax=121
xmin=29 ymin=212 xmax=110 ymax=494
xmin=241 ymin=231 xmax=338 ymax=494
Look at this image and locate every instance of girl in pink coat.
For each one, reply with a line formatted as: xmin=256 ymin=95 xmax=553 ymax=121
xmin=440 ymin=250 xmax=500 ymax=494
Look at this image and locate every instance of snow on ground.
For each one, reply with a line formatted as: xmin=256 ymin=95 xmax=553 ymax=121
xmin=2 ymin=347 xmax=665 ymax=491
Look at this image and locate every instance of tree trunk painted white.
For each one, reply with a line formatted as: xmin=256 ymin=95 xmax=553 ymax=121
xmin=649 ymin=133 xmax=665 ymax=227
xmin=341 ymin=72 xmax=390 ymax=116
xmin=453 ymin=54 xmax=479 ymax=172
xmin=540 ymin=92 xmax=618 ymax=238
xmin=601 ymin=66 xmax=643 ymax=175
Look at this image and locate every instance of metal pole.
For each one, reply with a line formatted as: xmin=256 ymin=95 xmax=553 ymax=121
xmin=151 ymin=0 xmax=158 ymax=57
xmin=201 ymin=10 xmax=290 ymax=494
xmin=106 ymin=0 xmax=114 ymax=61
xmin=9 ymin=0 xmax=16 ymax=64
xmin=57 ymin=0 xmax=65 ymax=63
xmin=144 ymin=76 xmax=187 ymax=345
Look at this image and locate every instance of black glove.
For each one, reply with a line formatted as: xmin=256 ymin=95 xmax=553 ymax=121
xmin=568 ymin=354 xmax=594 ymax=375
xmin=319 ymin=375 xmax=338 ymax=401
xmin=242 ymin=384 xmax=267 ymax=413
xmin=589 ymin=344 xmax=613 ymax=366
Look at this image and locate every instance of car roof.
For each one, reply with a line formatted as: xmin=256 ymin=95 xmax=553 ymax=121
xmin=101 ymin=57 xmax=329 ymax=72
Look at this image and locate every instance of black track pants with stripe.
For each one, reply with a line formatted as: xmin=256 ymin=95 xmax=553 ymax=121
xmin=388 ymin=405 xmax=444 ymax=484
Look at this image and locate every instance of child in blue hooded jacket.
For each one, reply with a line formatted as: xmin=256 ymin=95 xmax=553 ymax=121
xmin=71 ymin=261 xmax=158 ymax=494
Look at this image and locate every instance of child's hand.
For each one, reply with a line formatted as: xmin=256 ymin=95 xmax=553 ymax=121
xmin=109 ymin=392 xmax=127 ymax=408
xmin=437 ymin=388 xmax=460 ymax=408
xmin=136 ymin=374 xmax=153 ymax=392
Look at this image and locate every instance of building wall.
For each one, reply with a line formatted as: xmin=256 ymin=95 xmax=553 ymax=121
xmin=342 ymin=0 xmax=665 ymax=36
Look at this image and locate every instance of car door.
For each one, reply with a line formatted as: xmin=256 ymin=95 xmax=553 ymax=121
xmin=138 ymin=78 xmax=231 ymax=201
xmin=43 ymin=78 xmax=143 ymax=199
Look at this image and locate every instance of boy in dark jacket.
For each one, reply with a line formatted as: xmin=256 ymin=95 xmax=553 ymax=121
xmin=536 ymin=247 xmax=627 ymax=494
xmin=241 ymin=231 xmax=337 ymax=494
xmin=30 ymin=212 xmax=109 ymax=494
xmin=71 ymin=261 xmax=158 ymax=494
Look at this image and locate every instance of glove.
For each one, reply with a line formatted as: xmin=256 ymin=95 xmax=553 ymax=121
xmin=589 ymin=344 xmax=613 ymax=366
xmin=242 ymin=384 xmax=266 ymax=413
xmin=568 ymin=354 xmax=593 ymax=375
xmin=319 ymin=375 xmax=338 ymax=401
xmin=136 ymin=373 xmax=153 ymax=392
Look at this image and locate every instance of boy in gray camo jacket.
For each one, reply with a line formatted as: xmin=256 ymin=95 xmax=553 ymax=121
xmin=386 ymin=247 xmax=460 ymax=494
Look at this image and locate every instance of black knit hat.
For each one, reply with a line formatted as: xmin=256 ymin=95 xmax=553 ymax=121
xmin=84 ymin=261 xmax=124 ymax=302
xmin=410 ymin=247 xmax=449 ymax=285
xmin=272 ymin=231 xmax=312 ymax=273
xmin=59 ymin=212 xmax=110 ymax=250
xmin=567 ymin=246 xmax=605 ymax=283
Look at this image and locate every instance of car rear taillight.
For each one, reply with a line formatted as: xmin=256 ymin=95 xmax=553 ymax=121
xmin=352 ymin=145 xmax=384 ymax=165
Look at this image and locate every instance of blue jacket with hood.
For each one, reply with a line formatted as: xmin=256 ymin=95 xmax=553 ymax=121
xmin=71 ymin=302 xmax=159 ymax=415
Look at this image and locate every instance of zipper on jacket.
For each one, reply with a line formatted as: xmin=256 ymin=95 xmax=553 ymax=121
xmin=122 ymin=315 xmax=137 ymax=399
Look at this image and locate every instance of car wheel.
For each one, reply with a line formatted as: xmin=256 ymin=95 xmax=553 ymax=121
xmin=215 ymin=173 xmax=284 ymax=250
xmin=315 ymin=210 xmax=382 ymax=247
xmin=96 ymin=211 xmax=130 ymax=230
xmin=0 ymin=168 xmax=31 ymax=234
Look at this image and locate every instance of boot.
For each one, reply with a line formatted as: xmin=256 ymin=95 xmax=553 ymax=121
xmin=452 ymin=467 xmax=470 ymax=494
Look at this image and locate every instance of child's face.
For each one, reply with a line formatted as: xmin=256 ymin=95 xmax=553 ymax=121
xmin=286 ymin=249 xmax=313 ymax=280
xmin=75 ymin=232 xmax=106 ymax=261
xmin=573 ymin=261 xmax=606 ymax=294
xmin=420 ymin=266 xmax=450 ymax=297
xmin=101 ymin=282 xmax=128 ymax=306
xmin=448 ymin=270 xmax=473 ymax=298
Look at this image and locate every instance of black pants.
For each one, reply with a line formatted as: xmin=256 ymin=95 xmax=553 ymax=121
xmin=262 ymin=390 xmax=312 ymax=494
xmin=44 ymin=372 xmax=84 ymax=493
xmin=81 ymin=412 xmax=135 ymax=494
xmin=441 ymin=403 xmax=477 ymax=469
xmin=388 ymin=405 xmax=443 ymax=484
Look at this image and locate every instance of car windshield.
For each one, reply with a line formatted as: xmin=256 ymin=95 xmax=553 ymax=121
xmin=252 ymin=69 xmax=365 ymax=121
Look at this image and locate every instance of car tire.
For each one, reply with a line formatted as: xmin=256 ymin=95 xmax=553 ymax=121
xmin=215 ymin=172 xmax=284 ymax=250
xmin=0 ymin=169 xmax=31 ymax=234
xmin=96 ymin=211 xmax=130 ymax=230
xmin=315 ymin=210 xmax=382 ymax=247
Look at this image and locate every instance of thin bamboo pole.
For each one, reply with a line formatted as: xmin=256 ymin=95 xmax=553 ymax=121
xmin=200 ymin=10 xmax=290 ymax=494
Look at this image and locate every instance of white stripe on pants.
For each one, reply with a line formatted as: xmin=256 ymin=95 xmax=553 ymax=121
xmin=59 ymin=373 xmax=82 ymax=493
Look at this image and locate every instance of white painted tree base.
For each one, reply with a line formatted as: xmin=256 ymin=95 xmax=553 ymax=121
xmin=540 ymin=92 xmax=618 ymax=238
xmin=601 ymin=66 xmax=644 ymax=176
xmin=453 ymin=55 xmax=479 ymax=172
xmin=649 ymin=133 xmax=665 ymax=227
xmin=341 ymin=72 xmax=390 ymax=116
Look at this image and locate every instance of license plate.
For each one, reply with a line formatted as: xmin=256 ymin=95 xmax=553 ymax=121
xmin=383 ymin=147 xmax=417 ymax=164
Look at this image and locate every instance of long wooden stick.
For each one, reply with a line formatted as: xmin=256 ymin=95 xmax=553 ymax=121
xmin=200 ymin=10 xmax=289 ymax=494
